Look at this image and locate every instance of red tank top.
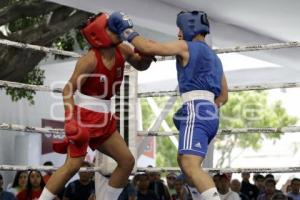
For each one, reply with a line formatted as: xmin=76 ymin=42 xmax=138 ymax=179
xmin=80 ymin=47 xmax=125 ymax=99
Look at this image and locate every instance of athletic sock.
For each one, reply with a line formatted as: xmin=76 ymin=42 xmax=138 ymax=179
xmin=200 ymin=187 xmax=221 ymax=200
xmin=38 ymin=187 xmax=56 ymax=200
xmin=103 ymin=184 xmax=123 ymax=200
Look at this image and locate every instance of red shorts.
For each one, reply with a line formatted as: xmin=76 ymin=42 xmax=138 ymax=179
xmin=68 ymin=106 xmax=117 ymax=157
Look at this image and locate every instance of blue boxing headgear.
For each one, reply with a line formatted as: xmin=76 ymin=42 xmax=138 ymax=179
xmin=176 ymin=10 xmax=210 ymax=41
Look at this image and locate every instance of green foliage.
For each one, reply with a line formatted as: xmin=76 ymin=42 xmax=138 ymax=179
xmin=1 ymin=1 xmax=46 ymax=104
xmin=53 ymin=31 xmax=88 ymax=59
xmin=8 ymin=0 xmax=26 ymax=5
xmin=8 ymin=15 xmax=45 ymax=32
xmin=140 ymin=97 xmax=181 ymax=167
xmin=5 ymin=67 xmax=45 ymax=104
xmin=75 ymin=31 xmax=89 ymax=50
xmin=2 ymin=1 xmax=89 ymax=104
xmin=216 ymin=91 xmax=298 ymax=167
xmin=140 ymin=91 xmax=298 ymax=167
xmin=53 ymin=32 xmax=75 ymax=59
xmin=156 ymin=137 xmax=178 ymax=167
xmin=140 ymin=98 xmax=156 ymax=129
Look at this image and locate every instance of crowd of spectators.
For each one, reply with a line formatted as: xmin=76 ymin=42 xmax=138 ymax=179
xmin=1 ymin=162 xmax=300 ymax=200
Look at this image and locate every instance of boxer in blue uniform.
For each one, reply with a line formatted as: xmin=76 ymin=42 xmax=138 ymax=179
xmin=108 ymin=11 xmax=228 ymax=200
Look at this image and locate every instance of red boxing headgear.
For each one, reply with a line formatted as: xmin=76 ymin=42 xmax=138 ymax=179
xmin=80 ymin=13 xmax=113 ymax=48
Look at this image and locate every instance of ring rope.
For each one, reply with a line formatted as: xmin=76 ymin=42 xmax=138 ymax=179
xmin=1 ymin=123 xmax=300 ymax=137
xmin=137 ymin=167 xmax=300 ymax=173
xmin=1 ymin=38 xmax=300 ymax=59
xmin=0 ymin=123 xmax=64 ymax=136
xmin=138 ymin=126 xmax=300 ymax=136
xmin=0 ymin=165 xmax=101 ymax=173
xmin=1 ymin=165 xmax=300 ymax=174
xmin=138 ymin=82 xmax=300 ymax=97
xmin=0 ymin=39 xmax=82 ymax=58
xmin=0 ymin=80 xmax=62 ymax=93
xmin=2 ymin=80 xmax=300 ymax=96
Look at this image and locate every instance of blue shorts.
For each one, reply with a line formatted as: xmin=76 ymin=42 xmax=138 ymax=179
xmin=174 ymin=100 xmax=219 ymax=157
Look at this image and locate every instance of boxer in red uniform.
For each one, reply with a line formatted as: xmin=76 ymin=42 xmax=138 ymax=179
xmin=39 ymin=12 xmax=153 ymax=200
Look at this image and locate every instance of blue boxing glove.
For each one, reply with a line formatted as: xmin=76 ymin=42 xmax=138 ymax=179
xmin=108 ymin=11 xmax=139 ymax=42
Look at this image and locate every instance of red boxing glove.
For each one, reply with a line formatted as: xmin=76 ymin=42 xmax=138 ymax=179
xmin=64 ymin=109 xmax=89 ymax=145
xmin=53 ymin=137 xmax=68 ymax=154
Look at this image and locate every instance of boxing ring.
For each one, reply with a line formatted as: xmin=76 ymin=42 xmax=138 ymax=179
xmin=1 ymin=38 xmax=300 ymax=197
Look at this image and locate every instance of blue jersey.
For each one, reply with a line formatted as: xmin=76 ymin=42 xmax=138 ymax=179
xmin=176 ymin=41 xmax=223 ymax=97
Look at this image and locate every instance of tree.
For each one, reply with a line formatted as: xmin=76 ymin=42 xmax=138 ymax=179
xmin=141 ymin=91 xmax=298 ymax=167
xmin=216 ymin=91 xmax=297 ymax=167
xmin=140 ymin=97 xmax=181 ymax=167
xmin=0 ymin=0 xmax=92 ymax=103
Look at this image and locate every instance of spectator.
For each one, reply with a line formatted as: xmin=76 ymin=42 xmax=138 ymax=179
xmin=262 ymin=174 xmax=281 ymax=194
xmin=118 ymin=180 xmax=137 ymax=200
xmin=272 ymin=193 xmax=291 ymax=200
xmin=213 ymin=174 xmax=222 ymax=192
xmin=172 ymin=179 xmax=183 ymax=200
xmin=254 ymin=174 xmax=265 ymax=194
xmin=17 ymin=170 xmax=45 ymax=200
xmin=241 ymin=173 xmax=259 ymax=200
xmin=230 ymin=179 xmax=241 ymax=193
xmin=7 ymin=171 xmax=28 ymax=196
xmin=63 ymin=161 xmax=95 ymax=200
xmin=183 ymin=184 xmax=198 ymax=200
xmin=133 ymin=174 xmax=142 ymax=189
xmin=217 ymin=174 xmax=240 ymax=200
xmin=231 ymin=179 xmax=249 ymax=200
xmin=281 ymin=180 xmax=291 ymax=194
xmin=146 ymin=166 xmax=160 ymax=182
xmin=287 ymin=178 xmax=300 ymax=200
xmin=0 ymin=173 xmax=16 ymax=200
xmin=257 ymin=178 xmax=281 ymax=200
xmin=265 ymin=174 xmax=275 ymax=180
xmin=225 ymin=173 xmax=233 ymax=181
xmin=42 ymin=161 xmax=54 ymax=184
xmin=176 ymin=174 xmax=193 ymax=200
xmin=147 ymin=171 xmax=170 ymax=200
xmin=136 ymin=173 xmax=159 ymax=200
xmin=287 ymin=185 xmax=292 ymax=194
xmin=166 ymin=172 xmax=177 ymax=198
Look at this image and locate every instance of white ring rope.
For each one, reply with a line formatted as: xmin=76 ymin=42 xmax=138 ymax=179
xmin=1 ymin=123 xmax=300 ymax=137
xmin=0 ymin=39 xmax=82 ymax=58
xmin=214 ymin=41 xmax=300 ymax=54
xmin=138 ymin=126 xmax=300 ymax=136
xmin=0 ymin=165 xmax=101 ymax=173
xmin=1 ymin=165 xmax=300 ymax=174
xmin=0 ymin=80 xmax=62 ymax=93
xmin=1 ymin=80 xmax=300 ymax=96
xmin=0 ymin=123 xmax=64 ymax=136
xmin=138 ymin=82 xmax=300 ymax=97
xmin=1 ymin=38 xmax=300 ymax=58
xmin=137 ymin=167 xmax=300 ymax=174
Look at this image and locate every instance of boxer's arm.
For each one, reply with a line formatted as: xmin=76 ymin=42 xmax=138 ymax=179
xmin=215 ymin=73 xmax=228 ymax=108
xmin=131 ymin=36 xmax=188 ymax=58
xmin=63 ymin=51 xmax=97 ymax=114
xmin=118 ymin=43 xmax=153 ymax=71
